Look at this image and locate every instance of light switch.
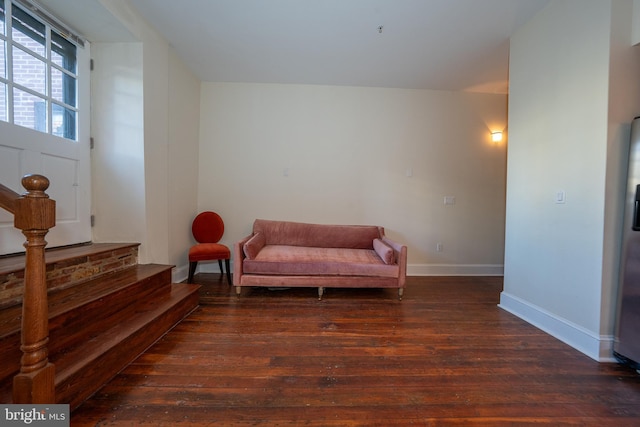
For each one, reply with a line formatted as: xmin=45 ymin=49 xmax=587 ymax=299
xmin=555 ymin=191 xmax=566 ymax=204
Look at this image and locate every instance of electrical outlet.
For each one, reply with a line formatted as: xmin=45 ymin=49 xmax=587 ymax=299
xmin=436 ymin=242 xmax=443 ymax=252
xmin=444 ymin=196 xmax=456 ymax=205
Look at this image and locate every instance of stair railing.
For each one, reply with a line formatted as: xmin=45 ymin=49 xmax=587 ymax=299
xmin=0 ymin=175 xmax=56 ymax=404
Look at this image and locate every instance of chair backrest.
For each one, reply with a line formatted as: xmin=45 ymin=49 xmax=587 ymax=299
xmin=192 ymin=211 xmax=224 ymax=243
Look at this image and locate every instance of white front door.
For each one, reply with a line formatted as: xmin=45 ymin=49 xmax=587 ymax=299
xmin=0 ymin=44 xmax=91 ymax=255
xmin=0 ymin=123 xmax=91 ymax=255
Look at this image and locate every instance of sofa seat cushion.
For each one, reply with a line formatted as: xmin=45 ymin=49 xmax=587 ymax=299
xmin=243 ymin=245 xmax=399 ymax=277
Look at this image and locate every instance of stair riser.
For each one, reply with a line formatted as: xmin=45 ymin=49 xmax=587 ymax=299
xmin=57 ymin=291 xmax=199 ymax=410
xmin=0 ymin=245 xmax=139 ymax=309
xmin=0 ymin=336 xmax=21 ymax=384
xmin=0 ymin=268 xmax=173 ymax=384
xmin=47 ymin=269 xmax=173 ymax=353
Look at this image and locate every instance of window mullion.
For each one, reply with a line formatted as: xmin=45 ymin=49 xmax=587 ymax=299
xmin=45 ymin=21 xmax=50 ymax=134
xmin=6 ymin=0 xmax=13 ymax=123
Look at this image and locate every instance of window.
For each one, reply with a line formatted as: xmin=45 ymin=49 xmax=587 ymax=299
xmin=0 ymin=0 xmax=80 ymax=141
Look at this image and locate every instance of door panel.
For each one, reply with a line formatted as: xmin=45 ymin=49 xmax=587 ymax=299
xmin=43 ymin=153 xmax=80 ymax=222
xmin=0 ymin=123 xmax=91 ymax=255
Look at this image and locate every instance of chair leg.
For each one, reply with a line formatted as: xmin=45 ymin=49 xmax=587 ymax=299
xmin=225 ymin=259 xmax=231 ymax=285
xmin=217 ymin=260 xmax=224 ymax=281
xmin=188 ymin=261 xmax=197 ymax=283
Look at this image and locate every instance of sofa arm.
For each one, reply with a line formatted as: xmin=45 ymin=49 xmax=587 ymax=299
xmin=382 ymin=236 xmax=407 ymax=288
xmin=233 ymin=234 xmax=253 ymax=286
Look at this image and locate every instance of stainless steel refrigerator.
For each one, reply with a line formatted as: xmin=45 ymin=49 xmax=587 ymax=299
xmin=615 ymin=116 xmax=640 ymax=369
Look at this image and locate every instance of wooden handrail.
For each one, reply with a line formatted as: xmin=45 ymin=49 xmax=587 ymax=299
xmin=0 ymin=175 xmax=56 ymax=404
xmin=0 ymin=182 xmax=18 ymax=213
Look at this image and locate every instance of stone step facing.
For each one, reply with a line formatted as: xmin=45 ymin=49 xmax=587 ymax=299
xmin=0 ymin=243 xmax=140 ymax=309
xmin=0 ymin=243 xmax=200 ymax=410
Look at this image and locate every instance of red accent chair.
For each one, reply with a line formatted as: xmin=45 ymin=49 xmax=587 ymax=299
xmin=188 ymin=211 xmax=231 ymax=284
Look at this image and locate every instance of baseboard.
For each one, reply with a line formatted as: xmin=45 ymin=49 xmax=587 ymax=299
xmin=172 ymin=264 xmax=189 ymax=283
xmin=408 ymin=264 xmax=504 ymax=276
xmin=499 ymin=291 xmax=614 ymax=362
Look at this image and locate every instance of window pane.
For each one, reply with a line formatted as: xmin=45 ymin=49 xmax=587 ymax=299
xmin=51 ymin=67 xmax=76 ymax=107
xmin=0 ymin=83 xmax=6 ymax=122
xmin=13 ymin=46 xmax=46 ymax=95
xmin=11 ymin=5 xmax=45 ymax=57
xmin=4 ymin=3 xmax=81 ymax=142
xmin=52 ymin=103 xmax=75 ymax=140
xmin=52 ymin=32 xmax=76 ymax=73
xmin=0 ymin=0 xmax=5 ymax=36
xmin=13 ymin=87 xmax=46 ymax=132
xmin=0 ymin=40 xmax=5 ymax=78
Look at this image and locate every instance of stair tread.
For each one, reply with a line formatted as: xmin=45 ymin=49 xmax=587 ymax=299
xmin=0 ymin=283 xmax=199 ymax=405
xmin=53 ymin=283 xmax=199 ymax=382
xmin=0 ymin=241 xmax=200 ymax=408
xmin=0 ymin=264 xmax=172 ymax=339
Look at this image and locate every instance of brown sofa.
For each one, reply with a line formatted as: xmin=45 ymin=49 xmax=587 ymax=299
xmin=233 ymin=219 xmax=407 ymax=299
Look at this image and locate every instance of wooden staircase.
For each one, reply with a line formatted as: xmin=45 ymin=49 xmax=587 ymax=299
xmin=0 ymin=243 xmax=200 ymax=410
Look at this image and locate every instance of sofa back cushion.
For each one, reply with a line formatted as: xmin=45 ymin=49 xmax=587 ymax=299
xmin=253 ymin=219 xmax=382 ymax=249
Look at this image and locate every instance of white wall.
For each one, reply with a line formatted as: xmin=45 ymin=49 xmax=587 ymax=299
xmin=95 ymin=0 xmax=200 ymax=275
xmin=100 ymin=0 xmax=170 ymax=264
xmin=90 ymin=3 xmax=508 ymax=279
xmin=91 ymin=42 xmax=147 ymax=251
xmin=167 ymin=49 xmax=201 ymax=278
xmin=502 ymin=0 xmax=640 ymax=361
xmin=198 ymin=83 xmax=507 ymax=275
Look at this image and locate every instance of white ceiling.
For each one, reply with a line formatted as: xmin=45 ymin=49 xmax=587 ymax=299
xmin=40 ymin=0 xmax=551 ymax=93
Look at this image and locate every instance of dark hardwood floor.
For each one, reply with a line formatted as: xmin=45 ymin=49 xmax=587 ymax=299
xmin=71 ymin=275 xmax=640 ymax=426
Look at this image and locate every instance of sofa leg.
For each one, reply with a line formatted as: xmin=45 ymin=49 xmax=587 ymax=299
xmin=235 ymin=286 xmax=241 ymax=297
xmin=398 ymin=288 xmax=404 ymax=301
xmin=318 ymin=287 xmax=324 ymax=300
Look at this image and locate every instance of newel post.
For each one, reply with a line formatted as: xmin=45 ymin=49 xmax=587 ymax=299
xmin=12 ymin=174 xmax=56 ymax=404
